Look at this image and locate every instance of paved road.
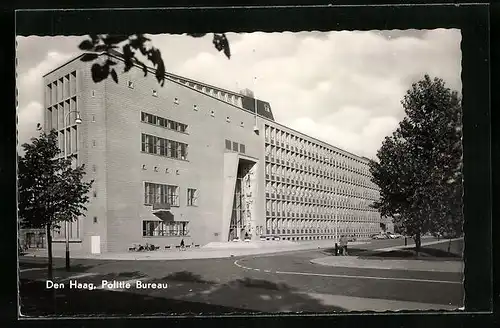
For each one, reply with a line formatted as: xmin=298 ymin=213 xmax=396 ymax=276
xmin=19 ymin=238 xmax=464 ymax=315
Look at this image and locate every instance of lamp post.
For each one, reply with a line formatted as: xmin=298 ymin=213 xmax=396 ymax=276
xmin=64 ymin=110 xmax=82 ymax=271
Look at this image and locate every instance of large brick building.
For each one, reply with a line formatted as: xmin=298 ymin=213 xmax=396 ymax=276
xmin=43 ymin=51 xmax=387 ymax=254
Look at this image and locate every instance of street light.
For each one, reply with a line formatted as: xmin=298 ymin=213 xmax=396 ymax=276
xmin=64 ymin=110 xmax=82 ymax=272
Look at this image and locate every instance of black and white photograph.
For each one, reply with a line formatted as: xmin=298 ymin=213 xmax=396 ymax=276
xmin=16 ymin=18 xmax=466 ymax=316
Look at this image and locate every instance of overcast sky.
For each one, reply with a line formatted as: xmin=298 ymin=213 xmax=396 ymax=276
xmin=16 ymin=29 xmax=461 ymax=159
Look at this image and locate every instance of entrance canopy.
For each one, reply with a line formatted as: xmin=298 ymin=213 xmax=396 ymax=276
xmin=152 ymin=203 xmax=174 ymax=222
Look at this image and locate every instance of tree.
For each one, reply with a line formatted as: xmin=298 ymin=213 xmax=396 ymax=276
xmin=18 ymin=129 xmax=94 ymax=279
xmin=369 ymin=75 xmax=463 ymax=255
xmin=78 ymin=33 xmax=231 ymax=86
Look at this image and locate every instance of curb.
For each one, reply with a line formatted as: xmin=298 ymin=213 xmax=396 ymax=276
xmin=309 ymin=256 xmax=464 ymax=273
xmin=22 ymin=243 xmax=357 ymax=261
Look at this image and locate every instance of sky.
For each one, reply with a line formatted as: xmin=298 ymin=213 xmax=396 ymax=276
xmin=16 ymin=29 xmax=462 ymax=159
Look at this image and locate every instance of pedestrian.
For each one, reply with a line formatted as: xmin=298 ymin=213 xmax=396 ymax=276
xmin=343 ymin=236 xmax=349 ymax=256
xmin=180 ymin=239 xmax=185 ymax=251
xmin=334 ymin=242 xmax=339 ymax=256
xmin=340 ymin=235 xmax=348 ymax=256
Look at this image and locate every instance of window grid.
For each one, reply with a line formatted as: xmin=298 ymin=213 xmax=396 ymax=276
xmin=141 ymin=133 xmax=188 ymax=161
xmin=262 ymin=123 xmax=382 ymax=239
xmin=141 ymin=111 xmax=188 ymax=133
xmin=144 ymin=182 xmax=180 ymax=207
xmin=187 ymin=188 xmax=198 ymax=206
xmin=143 ymin=221 xmax=189 ymax=237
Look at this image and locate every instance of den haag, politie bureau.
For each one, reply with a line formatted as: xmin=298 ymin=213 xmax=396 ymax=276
xmin=45 ymin=279 xmax=169 ymax=291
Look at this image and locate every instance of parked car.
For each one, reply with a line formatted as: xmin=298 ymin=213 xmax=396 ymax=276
xmin=390 ymin=233 xmax=403 ymax=239
xmin=372 ymin=233 xmax=388 ymax=240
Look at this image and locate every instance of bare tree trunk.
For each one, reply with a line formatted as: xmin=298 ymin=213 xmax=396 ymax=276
xmin=46 ymin=224 xmax=53 ymax=281
xmin=448 ymin=238 xmax=452 ymax=253
xmin=414 ymin=232 xmax=421 ymax=256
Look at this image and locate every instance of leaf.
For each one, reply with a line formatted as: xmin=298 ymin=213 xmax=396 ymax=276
xmin=80 ymin=53 xmax=99 ymax=62
xmin=104 ymin=34 xmax=129 ymax=45
xmin=94 ymin=45 xmax=109 ymax=52
xmin=110 ymin=69 xmax=118 ymax=84
xmin=91 ymin=63 xmax=109 ymax=83
xmin=78 ymin=39 xmax=95 ymax=51
xmin=212 ymin=33 xmax=231 ymax=59
xmin=187 ymin=33 xmax=207 ymax=38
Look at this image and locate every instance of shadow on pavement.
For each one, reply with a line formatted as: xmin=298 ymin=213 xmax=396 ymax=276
xmin=20 ymin=270 xmax=346 ymax=316
xmin=99 ymin=271 xmax=147 ymax=281
xmin=161 ymin=271 xmax=214 ymax=284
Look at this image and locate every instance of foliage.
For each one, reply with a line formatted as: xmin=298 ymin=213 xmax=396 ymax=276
xmin=18 ymin=129 xmax=94 ymax=278
xmin=78 ymin=33 xmax=231 ymax=86
xmin=369 ymin=75 xmax=463 ymax=252
xmin=18 ymin=129 xmax=94 ymax=230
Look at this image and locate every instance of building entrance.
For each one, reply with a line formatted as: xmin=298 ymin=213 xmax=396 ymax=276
xmin=228 ymin=159 xmax=257 ymax=241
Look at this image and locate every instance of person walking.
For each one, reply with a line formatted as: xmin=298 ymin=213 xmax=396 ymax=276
xmin=340 ymin=235 xmax=349 ymax=256
xmin=180 ymin=238 xmax=185 ymax=251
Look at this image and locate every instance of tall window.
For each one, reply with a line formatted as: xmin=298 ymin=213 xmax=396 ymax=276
xmin=144 ymin=182 xmax=179 ymax=206
xmin=143 ymin=221 xmax=189 ymax=237
xmin=141 ymin=133 xmax=188 ymax=160
xmin=187 ymin=188 xmax=198 ymax=206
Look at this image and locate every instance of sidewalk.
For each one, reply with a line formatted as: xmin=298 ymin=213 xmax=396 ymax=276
xmin=23 ymin=240 xmax=368 ymax=261
xmin=311 ymin=256 xmax=463 ymax=273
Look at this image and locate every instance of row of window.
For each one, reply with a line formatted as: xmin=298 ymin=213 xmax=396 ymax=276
xmin=55 ymin=128 xmax=79 ymax=157
xmin=225 ymin=139 xmax=246 ymax=154
xmin=265 ymin=202 xmax=380 ymax=220
xmin=265 ymin=218 xmax=381 ymax=229
xmin=45 ymin=97 xmax=78 ymax=132
xmin=51 ymin=219 xmax=80 ymax=240
xmin=127 ymin=76 xmax=243 ymax=110
xmin=45 ymin=71 xmax=77 ymax=107
xmin=265 ymin=152 xmax=375 ymax=188
xmin=264 ymin=218 xmax=381 ymax=235
xmin=142 ymin=221 xmax=189 ymax=237
xmin=265 ymin=181 xmax=380 ymax=202
xmin=144 ymin=182 xmax=198 ymax=207
xmin=141 ymin=111 xmax=188 ymax=134
xmin=265 ymin=168 xmax=379 ymax=196
xmin=264 ymin=124 xmax=370 ymax=175
xmin=141 ymin=133 xmax=189 ymax=160
xmin=265 ymin=197 xmax=378 ymax=213
xmin=168 ymin=77 xmax=244 ymax=107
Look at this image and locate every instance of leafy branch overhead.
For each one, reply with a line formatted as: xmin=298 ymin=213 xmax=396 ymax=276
xmin=78 ymin=33 xmax=231 ymax=86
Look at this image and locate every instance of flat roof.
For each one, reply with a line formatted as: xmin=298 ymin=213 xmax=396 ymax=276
xmin=44 ymin=51 xmax=374 ymax=163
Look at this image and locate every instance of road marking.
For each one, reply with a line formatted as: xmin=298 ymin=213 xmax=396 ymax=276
xmin=275 ymin=270 xmax=462 ymax=284
xmin=234 ymin=259 xmax=461 ymax=285
xmin=375 ymin=238 xmax=463 ymax=252
xmin=20 ymin=267 xmax=46 ymax=273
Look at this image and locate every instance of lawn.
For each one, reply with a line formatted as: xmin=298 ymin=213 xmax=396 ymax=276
xmin=332 ymin=239 xmax=464 ymax=261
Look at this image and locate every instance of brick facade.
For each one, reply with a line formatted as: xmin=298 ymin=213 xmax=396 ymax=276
xmin=43 ymin=52 xmax=383 ymax=253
